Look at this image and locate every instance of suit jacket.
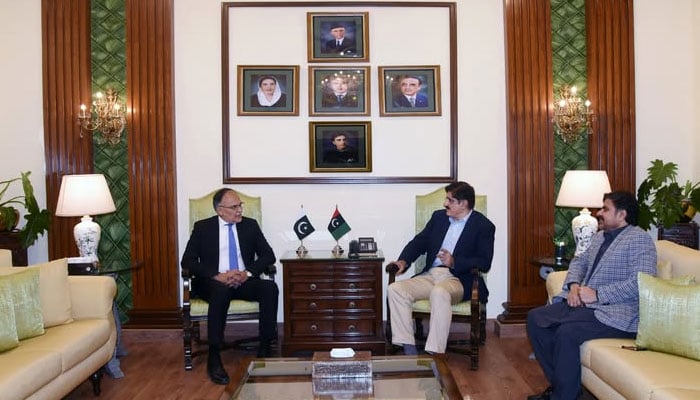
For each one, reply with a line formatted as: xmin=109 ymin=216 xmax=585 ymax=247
xmin=321 ymin=92 xmax=358 ymax=108
xmin=392 ymin=93 xmax=429 ymax=108
xmin=181 ymin=215 xmax=276 ymax=282
xmin=323 ymin=38 xmax=356 ymax=54
xmin=399 ymin=209 xmax=495 ymax=302
xmin=557 ymin=225 xmax=657 ymax=332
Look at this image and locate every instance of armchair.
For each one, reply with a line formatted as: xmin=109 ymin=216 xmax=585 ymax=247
xmin=385 ymin=187 xmax=488 ymax=370
xmin=181 ymin=189 xmax=276 ymax=370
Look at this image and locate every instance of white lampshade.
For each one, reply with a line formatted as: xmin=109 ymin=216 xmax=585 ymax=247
xmin=555 ymin=170 xmax=612 ymax=209
xmin=55 ymin=174 xmax=116 ymax=217
xmin=555 ymin=170 xmax=612 ymax=256
xmin=55 ymin=174 xmax=116 ymax=262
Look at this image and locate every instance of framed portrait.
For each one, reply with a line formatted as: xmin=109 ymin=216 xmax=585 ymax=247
xmin=378 ymin=66 xmax=441 ymax=116
xmin=309 ymin=66 xmax=370 ymax=116
xmin=310 ymin=121 xmax=372 ymax=173
xmin=307 ymin=12 xmax=369 ymax=63
xmin=237 ymin=65 xmax=299 ymax=116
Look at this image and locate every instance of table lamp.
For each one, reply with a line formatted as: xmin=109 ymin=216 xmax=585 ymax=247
xmin=555 ymin=170 xmax=612 ymax=257
xmin=55 ymin=174 xmax=116 ymax=262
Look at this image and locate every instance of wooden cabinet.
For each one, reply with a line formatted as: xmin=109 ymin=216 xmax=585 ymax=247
xmin=281 ymin=251 xmax=386 ymax=356
xmin=0 ymin=230 xmax=28 ymax=266
xmin=658 ymin=222 xmax=699 ymax=250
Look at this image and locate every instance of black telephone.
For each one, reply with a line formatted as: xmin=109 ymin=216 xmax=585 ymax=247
xmin=349 ymin=237 xmax=378 ymax=258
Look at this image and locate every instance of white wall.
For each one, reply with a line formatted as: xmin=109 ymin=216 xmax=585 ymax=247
xmin=0 ymin=0 xmax=47 ymax=264
xmin=174 ymin=0 xmax=507 ymax=320
xmin=1 ymin=0 xmax=698 ymax=320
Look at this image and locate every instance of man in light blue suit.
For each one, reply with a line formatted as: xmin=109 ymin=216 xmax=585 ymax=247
xmin=527 ymin=191 xmax=657 ymax=400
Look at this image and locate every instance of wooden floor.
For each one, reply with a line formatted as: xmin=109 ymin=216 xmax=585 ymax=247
xmin=64 ymin=322 xmax=554 ymax=400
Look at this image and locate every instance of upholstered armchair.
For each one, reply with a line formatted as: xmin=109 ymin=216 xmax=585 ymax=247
xmin=385 ymin=187 xmax=488 ymax=370
xmin=181 ymin=190 xmax=276 ymax=370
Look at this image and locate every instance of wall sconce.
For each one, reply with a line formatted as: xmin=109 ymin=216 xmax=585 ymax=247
xmin=553 ymin=85 xmax=594 ymax=143
xmin=77 ymin=87 xmax=126 ymax=146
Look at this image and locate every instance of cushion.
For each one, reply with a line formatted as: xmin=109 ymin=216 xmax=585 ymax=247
xmin=636 ymin=273 xmax=700 ymax=360
xmin=0 ymin=279 xmax=19 ymax=351
xmin=656 ymin=259 xmax=672 ymax=280
xmin=0 ymin=268 xmax=44 ymax=340
xmin=2 ymin=258 xmax=73 ymax=327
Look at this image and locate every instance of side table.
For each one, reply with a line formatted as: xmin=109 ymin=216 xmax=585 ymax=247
xmin=531 ymin=257 xmax=569 ymax=280
xmin=68 ymin=260 xmax=143 ymax=378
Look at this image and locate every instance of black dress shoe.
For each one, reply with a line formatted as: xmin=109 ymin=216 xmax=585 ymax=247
xmin=527 ymin=386 xmax=553 ymax=400
xmin=207 ymin=353 xmax=229 ymax=385
xmin=256 ymin=341 xmax=272 ymax=358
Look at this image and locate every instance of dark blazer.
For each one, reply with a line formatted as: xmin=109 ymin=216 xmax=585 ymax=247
xmin=399 ymin=209 xmax=495 ymax=302
xmin=181 ymin=215 xmax=276 ymax=282
xmin=392 ymin=93 xmax=429 ymax=108
xmin=321 ymin=92 xmax=358 ymax=108
xmin=323 ymin=38 xmax=356 ymax=54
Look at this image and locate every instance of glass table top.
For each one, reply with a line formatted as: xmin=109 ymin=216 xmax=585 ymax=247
xmin=221 ymin=355 xmax=461 ymax=400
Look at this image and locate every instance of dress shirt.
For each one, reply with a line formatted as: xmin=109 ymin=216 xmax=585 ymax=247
xmin=431 ymin=210 xmax=472 ymax=267
xmin=218 ymin=217 xmax=244 ymax=273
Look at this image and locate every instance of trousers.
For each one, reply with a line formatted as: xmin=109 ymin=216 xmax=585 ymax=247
xmin=527 ymin=301 xmax=636 ymax=400
xmin=387 ymin=266 xmax=464 ymax=353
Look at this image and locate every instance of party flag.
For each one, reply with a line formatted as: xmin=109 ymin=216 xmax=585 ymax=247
xmin=327 ymin=205 xmax=351 ymax=241
xmin=293 ymin=206 xmax=315 ymax=240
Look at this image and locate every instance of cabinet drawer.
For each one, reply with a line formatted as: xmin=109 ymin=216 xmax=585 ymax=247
xmin=288 ymin=279 xmax=376 ymax=294
xmin=290 ymin=298 xmax=376 ymax=313
xmin=289 ymin=317 xmax=376 ymax=337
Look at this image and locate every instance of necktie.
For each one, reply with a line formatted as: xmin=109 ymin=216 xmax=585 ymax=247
xmin=337 ymin=95 xmax=343 ymax=103
xmin=409 ymin=97 xmax=416 ymax=107
xmin=227 ymin=223 xmax=239 ymax=271
xmin=336 ymin=40 xmax=341 ymax=46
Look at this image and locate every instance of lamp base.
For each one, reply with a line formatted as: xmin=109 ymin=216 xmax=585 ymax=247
xmin=73 ymin=215 xmax=101 ymax=262
xmin=572 ymin=208 xmax=599 ymax=256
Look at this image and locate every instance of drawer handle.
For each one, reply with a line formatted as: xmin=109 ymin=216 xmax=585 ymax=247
xmin=310 ymin=324 xmax=318 ymax=331
xmin=309 ymin=302 xmax=317 ymax=309
xmin=309 ymin=283 xmax=317 ymax=291
xmin=348 ymin=324 xmax=356 ymax=332
xmin=349 ymin=301 xmax=356 ymax=308
xmin=349 ymin=283 xmax=356 ymax=289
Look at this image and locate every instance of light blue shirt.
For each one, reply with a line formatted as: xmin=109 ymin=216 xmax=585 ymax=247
xmin=218 ymin=217 xmax=243 ymax=273
xmin=432 ymin=211 xmax=471 ymax=266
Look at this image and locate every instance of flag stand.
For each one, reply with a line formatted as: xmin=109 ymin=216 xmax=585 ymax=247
xmin=332 ymin=241 xmax=344 ymax=257
xmin=296 ymin=240 xmax=308 ymax=257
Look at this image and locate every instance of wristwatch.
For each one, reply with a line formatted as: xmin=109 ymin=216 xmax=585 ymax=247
xmin=245 ymin=270 xmax=253 ymax=278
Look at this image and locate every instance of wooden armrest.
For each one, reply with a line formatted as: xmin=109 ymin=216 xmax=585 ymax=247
xmin=470 ymin=266 xmax=480 ymax=303
xmin=385 ymin=262 xmax=399 ymax=284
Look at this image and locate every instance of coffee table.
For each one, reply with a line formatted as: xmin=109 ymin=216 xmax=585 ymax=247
xmin=220 ymin=354 xmax=462 ymax=399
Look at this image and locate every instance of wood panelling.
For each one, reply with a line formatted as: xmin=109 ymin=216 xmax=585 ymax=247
xmin=500 ymin=0 xmax=555 ymax=324
xmin=42 ymin=0 xmax=94 ymax=260
xmin=586 ymin=0 xmax=636 ymax=191
xmin=125 ymin=0 xmax=179 ymax=327
xmin=499 ymin=0 xmax=636 ymax=327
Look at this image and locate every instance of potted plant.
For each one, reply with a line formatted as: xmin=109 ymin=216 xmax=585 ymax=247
xmin=0 ymin=171 xmax=51 ymax=248
xmin=637 ymin=159 xmax=700 ymax=230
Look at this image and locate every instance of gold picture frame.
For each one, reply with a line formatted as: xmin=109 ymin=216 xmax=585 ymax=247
xmin=307 ymin=12 xmax=369 ymax=63
xmin=378 ymin=66 xmax=441 ymax=116
xmin=237 ymin=65 xmax=299 ymax=116
xmin=309 ymin=66 xmax=370 ymax=116
xmin=310 ymin=121 xmax=372 ymax=173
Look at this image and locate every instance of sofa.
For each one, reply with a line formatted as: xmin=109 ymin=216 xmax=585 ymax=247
xmin=0 ymin=250 xmax=117 ymax=400
xmin=546 ymin=240 xmax=700 ymax=400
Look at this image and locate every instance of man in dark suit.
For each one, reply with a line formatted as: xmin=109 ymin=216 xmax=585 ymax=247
xmin=387 ymin=181 xmax=495 ymax=355
xmin=322 ymin=22 xmax=356 ymax=54
xmin=526 ymin=191 xmax=657 ymax=400
xmin=392 ymin=75 xmax=430 ymax=108
xmin=181 ymin=188 xmax=278 ymax=385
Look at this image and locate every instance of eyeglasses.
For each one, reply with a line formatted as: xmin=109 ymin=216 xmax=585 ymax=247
xmin=218 ymin=202 xmax=244 ymax=211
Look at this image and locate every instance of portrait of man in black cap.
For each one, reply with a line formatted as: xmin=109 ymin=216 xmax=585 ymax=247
xmin=322 ymin=22 xmax=356 ymax=54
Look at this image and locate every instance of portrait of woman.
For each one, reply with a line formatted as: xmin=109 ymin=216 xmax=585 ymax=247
xmin=237 ymin=66 xmax=299 ymax=116
xmin=250 ymin=75 xmax=287 ymax=108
